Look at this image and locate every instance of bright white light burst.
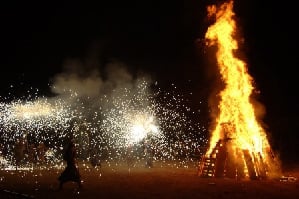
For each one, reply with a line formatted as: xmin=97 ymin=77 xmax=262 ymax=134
xmin=0 ymin=79 xmax=208 ymax=170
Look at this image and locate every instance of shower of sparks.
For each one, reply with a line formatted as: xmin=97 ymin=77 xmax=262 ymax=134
xmin=0 ymin=79 xmax=207 ymax=171
xmin=99 ymin=80 xmax=207 ymax=163
xmin=0 ymin=97 xmax=75 ymax=169
xmin=0 ymin=98 xmax=73 ymax=129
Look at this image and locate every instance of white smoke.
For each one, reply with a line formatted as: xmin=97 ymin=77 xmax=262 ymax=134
xmin=50 ymin=58 xmax=151 ymax=102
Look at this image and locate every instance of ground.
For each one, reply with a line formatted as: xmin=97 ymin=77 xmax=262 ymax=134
xmin=0 ymin=160 xmax=299 ymax=199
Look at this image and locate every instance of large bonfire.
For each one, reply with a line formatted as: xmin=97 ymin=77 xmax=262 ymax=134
xmin=199 ymin=0 xmax=281 ymax=179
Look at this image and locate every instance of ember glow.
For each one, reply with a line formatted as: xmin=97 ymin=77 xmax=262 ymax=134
xmin=201 ymin=0 xmax=281 ymax=179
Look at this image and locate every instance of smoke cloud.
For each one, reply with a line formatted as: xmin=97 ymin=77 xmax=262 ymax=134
xmin=49 ymin=55 xmax=153 ymax=122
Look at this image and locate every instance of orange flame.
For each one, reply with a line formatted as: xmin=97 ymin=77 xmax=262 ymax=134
xmin=205 ymin=1 xmax=280 ymax=178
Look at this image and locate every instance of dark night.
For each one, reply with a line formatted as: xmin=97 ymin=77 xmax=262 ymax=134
xmin=0 ymin=0 xmax=298 ymax=198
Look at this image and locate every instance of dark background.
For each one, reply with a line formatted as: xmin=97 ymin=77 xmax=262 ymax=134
xmin=0 ymin=0 xmax=298 ymax=165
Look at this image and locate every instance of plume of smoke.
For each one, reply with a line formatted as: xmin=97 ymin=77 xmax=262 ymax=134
xmin=50 ymin=58 xmax=103 ymax=98
xmin=50 ymin=58 xmax=152 ymax=111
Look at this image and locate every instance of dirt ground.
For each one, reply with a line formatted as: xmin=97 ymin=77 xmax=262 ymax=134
xmin=0 ymin=160 xmax=299 ymax=199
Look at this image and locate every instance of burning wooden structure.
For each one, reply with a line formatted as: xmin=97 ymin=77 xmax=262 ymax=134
xmin=198 ymin=0 xmax=281 ymax=180
xmin=198 ymin=123 xmax=276 ymax=180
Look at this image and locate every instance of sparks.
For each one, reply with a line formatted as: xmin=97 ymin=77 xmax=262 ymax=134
xmin=0 ymin=79 xmax=207 ymax=170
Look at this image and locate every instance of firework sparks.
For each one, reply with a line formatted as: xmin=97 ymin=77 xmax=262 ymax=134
xmin=0 ymin=78 xmax=207 ymax=170
xmin=99 ymin=80 xmax=207 ymax=163
xmin=126 ymin=113 xmax=159 ymax=145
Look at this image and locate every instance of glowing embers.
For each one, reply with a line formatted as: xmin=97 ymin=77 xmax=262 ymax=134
xmin=198 ymin=123 xmax=276 ymax=179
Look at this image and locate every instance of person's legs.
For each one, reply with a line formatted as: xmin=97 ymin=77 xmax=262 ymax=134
xmin=58 ymin=180 xmax=64 ymax=190
xmin=77 ymin=179 xmax=82 ymax=188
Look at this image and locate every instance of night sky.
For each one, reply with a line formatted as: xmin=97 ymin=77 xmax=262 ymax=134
xmin=0 ymin=0 xmax=298 ymax=165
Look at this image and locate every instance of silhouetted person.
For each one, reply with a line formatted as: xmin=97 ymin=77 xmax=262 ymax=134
xmin=58 ymin=140 xmax=82 ymax=190
xmin=37 ymin=142 xmax=47 ymax=164
xmin=126 ymin=144 xmax=134 ymax=169
xmin=14 ymin=139 xmax=26 ymax=170
xmin=144 ymin=140 xmax=153 ymax=168
xmin=27 ymin=144 xmax=37 ymax=164
xmin=90 ymin=148 xmax=101 ymax=168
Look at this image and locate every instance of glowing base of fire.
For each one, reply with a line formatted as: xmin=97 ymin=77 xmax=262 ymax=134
xmin=198 ymin=138 xmax=280 ymax=180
